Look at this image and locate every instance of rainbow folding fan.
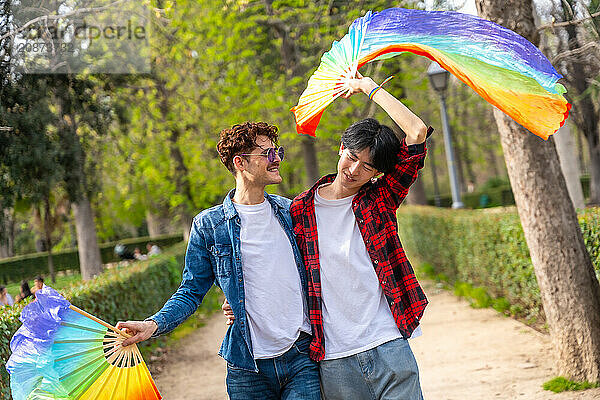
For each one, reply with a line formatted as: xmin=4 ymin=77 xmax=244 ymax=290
xmin=6 ymin=286 xmax=162 ymax=400
xmin=291 ymin=7 xmax=570 ymax=140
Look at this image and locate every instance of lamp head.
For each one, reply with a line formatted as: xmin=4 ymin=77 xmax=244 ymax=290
xmin=427 ymin=61 xmax=449 ymax=93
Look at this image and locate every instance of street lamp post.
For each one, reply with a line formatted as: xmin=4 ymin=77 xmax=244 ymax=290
xmin=427 ymin=62 xmax=464 ymax=209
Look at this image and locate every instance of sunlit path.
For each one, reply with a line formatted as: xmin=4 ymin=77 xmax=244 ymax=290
xmin=154 ymin=283 xmax=600 ymax=399
xmin=412 ymin=283 xmax=600 ymax=400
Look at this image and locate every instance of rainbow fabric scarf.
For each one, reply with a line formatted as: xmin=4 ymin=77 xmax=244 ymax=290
xmin=292 ymin=8 xmax=570 ymax=139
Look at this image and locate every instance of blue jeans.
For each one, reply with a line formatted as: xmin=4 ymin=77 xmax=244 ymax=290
xmin=226 ymin=332 xmax=321 ymax=400
xmin=319 ymin=338 xmax=423 ymax=400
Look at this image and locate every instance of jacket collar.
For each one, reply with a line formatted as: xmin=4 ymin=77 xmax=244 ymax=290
xmin=222 ymin=188 xmax=283 ymax=219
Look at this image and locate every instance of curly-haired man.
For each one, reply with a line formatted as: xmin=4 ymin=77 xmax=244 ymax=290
xmin=117 ymin=122 xmax=320 ymax=399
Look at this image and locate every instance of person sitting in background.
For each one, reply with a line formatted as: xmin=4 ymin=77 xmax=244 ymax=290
xmin=114 ymin=244 xmax=135 ymax=261
xmin=146 ymin=243 xmax=161 ymax=257
xmin=0 ymin=285 xmax=14 ymax=306
xmin=32 ymin=276 xmax=45 ymax=294
xmin=134 ymin=247 xmax=148 ymax=261
xmin=15 ymin=281 xmax=33 ymax=303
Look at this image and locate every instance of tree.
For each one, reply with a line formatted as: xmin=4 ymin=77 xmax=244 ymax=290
xmin=106 ymin=0 xmax=245 ymax=240
xmin=0 ymin=76 xmax=64 ymax=279
xmin=2 ymin=0 xmax=115 ymax=278
xmin=52 ymin=75 xmax=111 ymax=280
xmin=0 ymin=0 xmax=14 ymax=258
xmin=539 ymin=0 xmax=600 ymax=204
xmin=554 ymin=123 xmax=585 ymax=209
xmin=32 ymin=194 xmax=69 ymax=283
xmin=475 ymin=0 xmax=600 ymax=382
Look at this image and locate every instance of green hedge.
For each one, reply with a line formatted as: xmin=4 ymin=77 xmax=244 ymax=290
xmin=427 ymin=175 xmax=591 ymax=209
xmin=397 ymin=206 xmax=600 ymax=323
xmin=0 ymin=233 xmax=183 ymax=284
xmin=0 ymin=241 xmax=204 ymax=399
xmin=427 ymin=186 xmax=516 ymax=208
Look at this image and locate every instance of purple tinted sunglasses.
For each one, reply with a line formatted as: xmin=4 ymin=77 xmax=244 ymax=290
xmin=241 ymin=146 xmax=285 ymax=163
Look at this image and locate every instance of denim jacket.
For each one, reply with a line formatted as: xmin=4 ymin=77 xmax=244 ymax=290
xmin=148 ymin=189 xmax=309 ymax=372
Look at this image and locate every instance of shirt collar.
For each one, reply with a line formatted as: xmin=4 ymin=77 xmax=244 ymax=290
xmin=222 ymin=188 xmax=282 ymax=219
xmin=302 ymin=173 xmax=373 ymax=205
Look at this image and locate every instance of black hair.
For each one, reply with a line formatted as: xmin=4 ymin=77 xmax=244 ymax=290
xmin=341 ymin=118 xmax=401 ymax=174
xmin=35 ymin=275 xmax=44 ymax=283
xmin=20 ymin=280 xmax=31 ymax=297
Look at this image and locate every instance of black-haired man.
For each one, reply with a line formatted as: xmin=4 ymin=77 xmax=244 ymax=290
xmin=290 ymin=74 xmax=432 ymax=399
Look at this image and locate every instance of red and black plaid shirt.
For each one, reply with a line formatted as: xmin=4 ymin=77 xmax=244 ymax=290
xmin=290 ymin=127 xmax=433 ymax=362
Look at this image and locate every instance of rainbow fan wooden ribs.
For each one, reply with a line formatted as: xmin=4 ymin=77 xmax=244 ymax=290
xmin=291 ymin=7 xmax=570 ymax=140
xmin=7 ymin=286 xmax=162 ymax=400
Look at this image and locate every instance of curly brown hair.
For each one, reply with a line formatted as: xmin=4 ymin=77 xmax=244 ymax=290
xmin=217 ymin=122 xmax=279 ymax=174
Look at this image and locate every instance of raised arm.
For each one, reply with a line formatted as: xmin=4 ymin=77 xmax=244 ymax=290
xmin=343 ymin=73 xmax=431 ymax=209
xmin=345 ymin=74 xmax=428 ymax=145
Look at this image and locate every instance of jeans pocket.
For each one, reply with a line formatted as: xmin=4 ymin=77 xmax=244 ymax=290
xmin=293 ymin=334 xmax=311 ymax=355
xmin=293 ymin=343 xmax=309 ymax=355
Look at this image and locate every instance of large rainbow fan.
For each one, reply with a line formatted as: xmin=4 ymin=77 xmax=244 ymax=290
xmin=291 ymin=8 xmax=570 ymax=140
xmin=6 ymin=286 xmax=161 ymax=400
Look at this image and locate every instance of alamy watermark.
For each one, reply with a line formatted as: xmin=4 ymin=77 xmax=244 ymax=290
xmin=10 ymin=0 xmax=151 ymax=74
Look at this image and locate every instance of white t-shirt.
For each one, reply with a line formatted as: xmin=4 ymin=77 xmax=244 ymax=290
xmin=234 ymin=198 xmax=311 ymax=359
xmin=314 ymin=186 xmax=420 ymax=360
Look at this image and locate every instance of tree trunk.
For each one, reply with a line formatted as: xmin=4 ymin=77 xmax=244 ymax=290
xmin=167 ymin=136 xmax=193 ymax=242
xmin=44 ymin=198 xmax=56 ymax=283
xmin=35 ymin=238 xmax=46 ymax=252
xmin=459 ymin=96 xmax=476 ymax=186
xmin=452 ymin=134 xmax=466 ymax=194
xmin=588 ymin=141 xmax=600 ymax=206
xmin=450 ymin=86 xmax=467 ymax=193
xmin=146 ymin=209 xmax=177 ymax=237
xmin=485 ymin=143 xmax=500 ymax=178
xmin=554 ymin=124 xmax=585 ymax=210
xmin=73 ymin=195 xmax=103 ymax=280
xmin=302 ymin=136 xmax=320 ymax=186
xmin=559 ymin=0 xmax=600 ymax=205
xmin=482 ymin=108 xmax=501 ymax=178
xmin=70 ymin=219 xmax=78 ymax=247
xmin=157 ymin=81 xmax=194 ymax=243
xmin=428 ymin=137 xmax=441 ymax=207
xmin=145 ymin=210 xmax=165 ymax=237
xmin=404 ymin=176 xmax=427 ymax=205
xmin=0 ymin=208 xmax=15 ymax=258
xmin=476 ymin=0 xmax=600 ymax=382
xmin=575 ymin=128 xmax=585 ymax=175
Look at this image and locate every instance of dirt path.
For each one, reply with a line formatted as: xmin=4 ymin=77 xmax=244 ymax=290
xmin=411 ymin=284 xmax=600 ymax=400
xmin=153 ymin=284 xmax=600 ymax=399
xmin=153 ymin=312 xmax=228 ymax=399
